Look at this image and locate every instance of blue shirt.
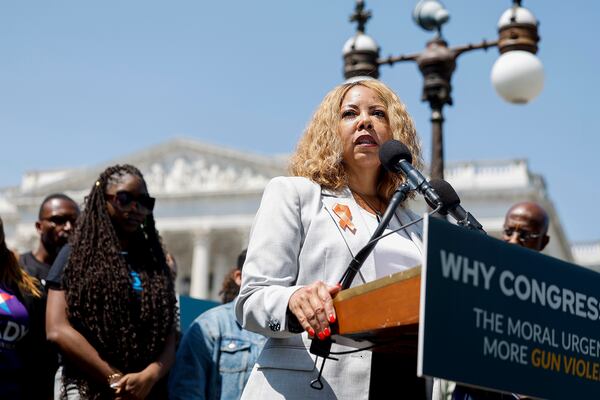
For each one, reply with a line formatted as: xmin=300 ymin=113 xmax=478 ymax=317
xmin=169 ymin=299 xmax=266 ymax=400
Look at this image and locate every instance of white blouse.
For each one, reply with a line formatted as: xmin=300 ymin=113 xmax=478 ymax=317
xmin=358 ymin=207 xmax=422 ymax=279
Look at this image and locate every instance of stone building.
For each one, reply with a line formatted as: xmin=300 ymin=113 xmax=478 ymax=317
xmin=1 ymin=138 xmax=597 ymax=299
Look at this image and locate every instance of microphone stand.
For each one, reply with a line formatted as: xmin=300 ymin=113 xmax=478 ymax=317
xmin=455 ymin=213 xmax=486 ymax=233
xmin=309 ymin=183 xmax=412 ymax=390
xmin=339 ymin=182 xmax=412 ymax=289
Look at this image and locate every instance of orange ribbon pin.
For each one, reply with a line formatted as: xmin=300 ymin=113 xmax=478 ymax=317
xmin=333 ymin=203 xmax=356 ymax=234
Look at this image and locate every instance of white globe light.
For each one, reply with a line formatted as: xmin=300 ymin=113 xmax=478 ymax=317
xmin=497 ymin=6 xmax=537 ymax=28
xmin=413 ymin=0 xmax=450 ymax=31
xmin=342 ymin=33 xmax=378 ymax=55
xmin=491 ymin=50 xmax=544 ymax=104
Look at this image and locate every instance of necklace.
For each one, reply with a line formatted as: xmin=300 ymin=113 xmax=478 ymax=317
xmin=350 ymin=189 xmax=385 ymax=219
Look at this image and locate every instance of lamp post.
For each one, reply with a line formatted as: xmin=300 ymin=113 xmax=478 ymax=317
xmin=342 ymin=0 xmax=544 ymax=181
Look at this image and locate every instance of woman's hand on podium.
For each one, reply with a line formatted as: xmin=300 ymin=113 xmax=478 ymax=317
xmin=288 ymin=281 xmax=342 ymax=340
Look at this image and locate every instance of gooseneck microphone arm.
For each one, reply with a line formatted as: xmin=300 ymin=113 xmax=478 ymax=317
xmin=396 ymin=159 xmax=442 ymax=208
xmin=338 ymin=183 xmax=412 ymax=290
xmin=379 ymin=140 xmax=443 ymax=210
xmin=453 ymin=209 xmax=485 ymax=232
xmin=427 ymin=178 xmax=486 ymax=234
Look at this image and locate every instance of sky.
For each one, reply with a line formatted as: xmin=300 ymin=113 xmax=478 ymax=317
xmin=0 ymin=1 xmax=598 ymax=243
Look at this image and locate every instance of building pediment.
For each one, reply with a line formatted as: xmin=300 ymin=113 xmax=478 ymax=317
xmin=17 ymin=138 xmax=287 ymax=196
xmin=1 ymin=140 xmax=589 ymax=269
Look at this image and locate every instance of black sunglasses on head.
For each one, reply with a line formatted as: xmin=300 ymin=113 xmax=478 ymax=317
xmin=105 ymin=191 xmax=155 ymax=211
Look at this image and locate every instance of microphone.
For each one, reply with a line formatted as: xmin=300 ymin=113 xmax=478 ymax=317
xmin=427 ymin=178 xmax=486 ymax=233
xmin=339 ymin=183 xmax=412 ymax=290
xmin=379 ymin=140 xmax=442 ymax=209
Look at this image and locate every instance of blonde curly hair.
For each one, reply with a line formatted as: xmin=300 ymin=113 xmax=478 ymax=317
xmin=289 ymin=79 xmax=422 ymax=202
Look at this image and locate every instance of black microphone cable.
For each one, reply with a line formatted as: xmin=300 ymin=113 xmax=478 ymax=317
xmin=338 ymin=203 xmax=442 ymax=289
xmin=362 ymin=204 xmax=443 ymax=250
xmin=338 ymin=183 xmax=412 ymax=289
xmin=311 ymin=203 xmax=444 ymax=390
xmin=324 ymin=205 xmax=443 ymax=359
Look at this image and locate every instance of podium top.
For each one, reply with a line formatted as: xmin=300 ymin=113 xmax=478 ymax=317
xmin=332 ymin=265 xmax=422 ymax=350
xmin=334 ymin=265 xmax=421 ymax=303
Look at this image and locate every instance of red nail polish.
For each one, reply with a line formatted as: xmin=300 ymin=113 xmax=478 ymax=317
xmin=329 ymin=314 xmax=336 ymax=323
xmin=318 ymin=332 xmax=325 ymax=340
xmin=324 ymin=328 xmax=331 ymax=337
xmin=308 ymin=328 xmax=315 ymax=337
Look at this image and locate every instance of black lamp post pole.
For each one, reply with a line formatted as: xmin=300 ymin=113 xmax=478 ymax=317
xmin=343 ymin=1 xmax=538 ymax=183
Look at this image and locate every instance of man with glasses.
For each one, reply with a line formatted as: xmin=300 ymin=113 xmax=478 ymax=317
xmin=19 ymin=193 xmax=79 ymax=284
xmin=502 ymin=201 xmax=550 ymax=252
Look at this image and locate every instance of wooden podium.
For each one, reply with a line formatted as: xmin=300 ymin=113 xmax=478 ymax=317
xmin=332 ymin=266 xmax=421 ymax=353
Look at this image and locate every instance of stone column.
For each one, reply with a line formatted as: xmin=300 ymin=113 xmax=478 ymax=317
xmin=190 ymin=230 xmax=211 ymax=299
xmin=211 ymin=253 xmax=229 ymax=301
xmin=238 ymin=225 xmax=251 ymax=250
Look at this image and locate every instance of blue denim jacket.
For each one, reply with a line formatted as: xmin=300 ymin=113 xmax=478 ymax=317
xmin=169 ymin=299 xmax=266 ymax=400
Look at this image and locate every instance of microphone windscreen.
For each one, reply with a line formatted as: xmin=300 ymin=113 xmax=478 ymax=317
xmin=379 ymin=140 xmax=413 ymax=172
xmin=427 ymin=178 xmax=461 ymax=215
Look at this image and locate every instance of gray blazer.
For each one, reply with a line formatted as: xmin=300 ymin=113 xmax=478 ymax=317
xmin=235 ymin=176 xmax=424 ymax=400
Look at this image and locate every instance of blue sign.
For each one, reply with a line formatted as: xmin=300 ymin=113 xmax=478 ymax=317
xmin=418 ymin=215 xmax=600 ymax=399
xmin=178 ymin=295 xmax=219 ymax=333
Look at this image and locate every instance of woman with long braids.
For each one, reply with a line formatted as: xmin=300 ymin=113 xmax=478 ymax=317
xmin=0 ymin=216 xmax=54 ymax=399
xmin=46 ymin=164 xmax=177 ymax=399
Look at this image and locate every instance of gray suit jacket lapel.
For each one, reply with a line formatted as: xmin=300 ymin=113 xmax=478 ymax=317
xmin=321 ymin=187 xmax=376 ymax=284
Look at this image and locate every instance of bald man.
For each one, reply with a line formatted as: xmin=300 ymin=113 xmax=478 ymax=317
xmin=448 ymin=202 xmax=550 ymax=400
xmin=502 ymin=201 xmax=550 ymax=251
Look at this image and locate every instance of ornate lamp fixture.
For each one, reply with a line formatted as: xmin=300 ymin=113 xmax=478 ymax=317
xmin=342 ymin=0 xmax=543 ymax=180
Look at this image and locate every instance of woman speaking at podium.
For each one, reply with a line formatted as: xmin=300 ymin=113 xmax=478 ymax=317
xmin=236 ymin=79 xmax=428 ymax=399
